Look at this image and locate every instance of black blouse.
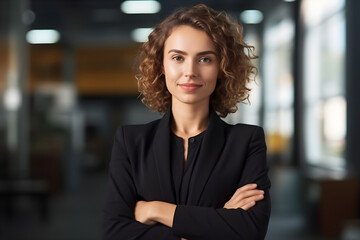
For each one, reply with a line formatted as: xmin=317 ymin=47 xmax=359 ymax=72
xmin=170 ymin=131 xmax=206 ymax=205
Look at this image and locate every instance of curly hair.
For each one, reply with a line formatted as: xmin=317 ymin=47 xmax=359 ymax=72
xmin=135 ymin=4 xmax=257 ymax=117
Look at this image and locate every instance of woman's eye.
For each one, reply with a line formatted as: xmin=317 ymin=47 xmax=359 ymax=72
xmin=172 ymin=56 xmax=183 ymax=61
xmin=199 ymin=57 xmax=211 ymax=63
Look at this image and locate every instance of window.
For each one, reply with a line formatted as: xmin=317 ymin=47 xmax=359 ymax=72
xmin=302 ymin=0 xmax=346 ymax=170
xmin=262 ymin=6 xmax=295 ymax=165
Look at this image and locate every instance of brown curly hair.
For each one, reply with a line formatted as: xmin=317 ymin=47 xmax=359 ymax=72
xmin=135 ymin=4 xmax=257 ymax=117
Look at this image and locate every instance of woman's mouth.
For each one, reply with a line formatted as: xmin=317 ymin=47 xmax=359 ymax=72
xmin=178 ymin=83 xmax=202 ymax=92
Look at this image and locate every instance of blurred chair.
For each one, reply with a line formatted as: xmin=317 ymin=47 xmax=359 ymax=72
xmin=306 ymin=170 xmax=359 ymax=238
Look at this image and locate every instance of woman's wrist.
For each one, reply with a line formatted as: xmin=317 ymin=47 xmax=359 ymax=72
xmin=151 ymin=201 xmax=177 ymax=227
xmin=135 ymin=201 xmax=157 ymax=225
xmin=135 ymin=200 xmax=176 ymax=227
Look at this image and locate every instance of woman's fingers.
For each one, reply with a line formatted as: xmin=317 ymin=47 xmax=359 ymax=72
xmin=229 ymin=185 xmax=263 ymax=203
xmin=224 ymin=195 xmax=263 ymax=210
xmin=240 ymin=201 xmax=256 ymax=211
xmin=223 ymin=183 xmax=265 ymax=210
xmin=227 ymin=183 xmax=257 ymax=201
xmin=233 ymin=189 xmax=264 ymax=202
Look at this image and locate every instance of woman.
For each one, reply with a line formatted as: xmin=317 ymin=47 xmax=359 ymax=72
xmin=103 ymin=4 xmax=271 ymax=240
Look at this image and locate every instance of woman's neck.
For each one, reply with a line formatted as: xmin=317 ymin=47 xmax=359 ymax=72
xmin=170 ymin=101 xmax=210 ymax=139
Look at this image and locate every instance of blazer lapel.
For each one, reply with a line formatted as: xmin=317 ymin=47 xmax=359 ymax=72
xmin=152 ymin=108 xmax=176 ymax=203
xmin=188 ymin=109 xmax=225 ymax=205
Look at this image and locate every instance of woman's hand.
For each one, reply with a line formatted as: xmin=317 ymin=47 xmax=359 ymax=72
xmin=134 ymin=201 xmax=176 ymax=227
xmin=135 ymin=201 xmax=157 ymax=225
xmin=223 ymin=183 xmax=264 ymax=210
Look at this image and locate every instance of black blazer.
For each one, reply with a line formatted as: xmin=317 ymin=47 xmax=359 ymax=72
xmin=103 ymin=109 xmax=271 ymax=240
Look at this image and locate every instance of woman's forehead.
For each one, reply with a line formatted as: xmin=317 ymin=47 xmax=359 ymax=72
xmin=164 ymin=25 xmax=216 ymax=53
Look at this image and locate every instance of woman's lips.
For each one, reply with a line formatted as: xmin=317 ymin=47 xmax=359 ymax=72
xmin=178 ymin=83 xmax=202 ymax=92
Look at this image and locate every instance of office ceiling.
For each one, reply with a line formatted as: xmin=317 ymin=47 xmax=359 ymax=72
xmin=28 ymin=0 xmax=259 ymax=46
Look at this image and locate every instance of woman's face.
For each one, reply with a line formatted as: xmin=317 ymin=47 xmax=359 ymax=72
xmin=163 ymin=25 xmax=219 ymax=107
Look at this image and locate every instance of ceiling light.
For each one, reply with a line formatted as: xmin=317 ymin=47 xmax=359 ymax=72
xmin=121 ymin=0 xmax=161 ymax=14
xmin=131 ymin=28 xmax=153 ymax=42
xmin=26 ymin=29 xmax=60 ymax=44
xmin=240 ymin=10 xmax=264 ymax=24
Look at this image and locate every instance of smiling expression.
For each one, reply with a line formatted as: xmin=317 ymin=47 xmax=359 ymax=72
xmin=163 ymin=25 xmax=220 ymax=107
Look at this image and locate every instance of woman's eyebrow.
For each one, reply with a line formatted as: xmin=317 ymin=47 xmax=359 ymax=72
xmin=196 ymin=50 xmax=217 ymax=56
xmin=167 ymin=49 xmax=186 ymax=54
xmin=167 ymin=49 xmax=217 ymax=56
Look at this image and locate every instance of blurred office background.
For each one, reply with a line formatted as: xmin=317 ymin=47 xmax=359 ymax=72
xmin=0 ymin=0 xmax=359 ymax=239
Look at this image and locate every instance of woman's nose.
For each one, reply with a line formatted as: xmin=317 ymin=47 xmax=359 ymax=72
xmin=184 ymin=60 xmax=197 ymax=77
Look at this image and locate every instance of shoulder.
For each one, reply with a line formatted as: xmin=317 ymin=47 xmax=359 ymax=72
xmin=223 ymin=121 xmax=265 ymax=138
xmin=221 ymin=122 xmax=267 ymax=157
xmin=115 ymin=118 xmax=161 ymax=140
xmin=111 ymin=118 xmax=163 ymax=155
xmin=221 ymin=121 xmax=266 ymax=149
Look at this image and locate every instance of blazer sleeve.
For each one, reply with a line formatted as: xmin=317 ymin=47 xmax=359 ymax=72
xmin=103 ymin=126 xmax=180 ymax=240
xmin=172 ymin=127 xmax=271 ymax=240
